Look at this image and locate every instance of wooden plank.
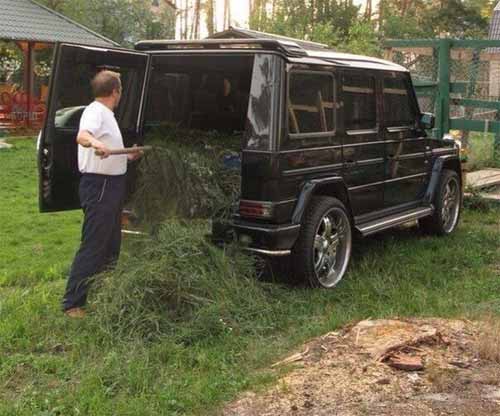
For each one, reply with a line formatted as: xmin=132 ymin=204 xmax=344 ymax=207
xmin=466 ymin=169 xmax=500 ymax=189
xmin=291 ymin=102 xmax=335 ymax=113
xmin=451 ymin=98 xmax=500 ymax=110
xmin=316 ymin=91 xmax=328 ymax=132
xmin=288 ymin=104 xmax=300 ymax=134
xmin=413 ymin=81 xmax=438 ymax=88
xmin=451 ymin=39 xmax=500 ymax=48
xmin=450 ymin=118 xmax=500 ymax=133
xmin=450 ymin=82 xmax=467 ymax=94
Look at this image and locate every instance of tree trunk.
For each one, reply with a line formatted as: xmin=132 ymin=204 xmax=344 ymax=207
xmin=365 ymin=0 xmax=372 ymax=20
xmin=206 ymin=0 xmax=215 ymax=36
xmin=191 ymin=0 xmax=201 ymax=39
xmin=224 ymin=0 xmax=231 ymax=29
xmin=378 ymin=0 xmax=384 ymax=31
xmin=183 ymin=0 xmax=189 ymax=40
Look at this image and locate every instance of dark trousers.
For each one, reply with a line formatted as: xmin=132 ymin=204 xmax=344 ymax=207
xmin=63 ymin=173 xmax=126 ymax=311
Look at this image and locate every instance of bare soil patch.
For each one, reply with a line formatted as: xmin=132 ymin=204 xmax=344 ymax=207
xmin=223 ymin=318 xmax=500 ymax=416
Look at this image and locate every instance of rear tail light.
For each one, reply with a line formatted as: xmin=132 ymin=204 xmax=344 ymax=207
xmin=239 ymin=200 xmax=273 ymax=219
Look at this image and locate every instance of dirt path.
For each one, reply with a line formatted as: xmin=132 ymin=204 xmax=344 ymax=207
xmin=223 ymin=319 xmax=500 ymax=416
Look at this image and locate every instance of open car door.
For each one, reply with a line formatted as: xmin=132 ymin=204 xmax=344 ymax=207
xmin=38 ymin=43 xmax=149 ymax=212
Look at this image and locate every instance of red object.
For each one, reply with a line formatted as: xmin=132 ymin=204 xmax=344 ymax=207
xmin=239 ymin=200 xmax=273 ymax=218
xmin=0 ymin=90 xmax=46 ymax=129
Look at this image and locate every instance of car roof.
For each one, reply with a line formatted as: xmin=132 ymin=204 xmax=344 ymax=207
xmin=134 ymin=38 xmax=408 ymax=73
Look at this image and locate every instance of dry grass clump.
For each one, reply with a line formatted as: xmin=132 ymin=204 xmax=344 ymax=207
xmin=477 ymin=316 xmax=500 ymax=364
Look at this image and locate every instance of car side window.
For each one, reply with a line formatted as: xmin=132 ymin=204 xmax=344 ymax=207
xmin=288 ymin=71 xmax=335 ymax=137
xmin=383 ymin=73 xmax=417 ymax=128
xmin=342 ymin=73 xmax=376 ymax=131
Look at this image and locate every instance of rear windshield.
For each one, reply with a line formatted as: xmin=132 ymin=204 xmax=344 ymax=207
xmin=144 ymin=53 xmax=281 ymax=151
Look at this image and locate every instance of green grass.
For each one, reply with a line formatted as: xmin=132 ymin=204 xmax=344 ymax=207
xmin=0 ymin=138 xmax=499 ymax=415
xmin=0 ymin=138 xmax=82 ymax=286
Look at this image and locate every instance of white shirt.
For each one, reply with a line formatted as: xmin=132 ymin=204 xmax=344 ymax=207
xmin=78 ymin=101 xmax=127 ymax=175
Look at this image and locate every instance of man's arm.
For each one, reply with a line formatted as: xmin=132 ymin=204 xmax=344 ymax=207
xmin=76 ymin=130 xmax=111 ymax=159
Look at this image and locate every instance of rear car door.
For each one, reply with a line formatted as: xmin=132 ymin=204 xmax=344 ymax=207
xmin=38 ymin=43 xmax=149 ymax=212
xmin=382 ymin=72 xmax=428 ymax=208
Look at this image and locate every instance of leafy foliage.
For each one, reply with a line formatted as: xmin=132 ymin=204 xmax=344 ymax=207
xmin=36 ymin=0 xmax=176 ymax=46
xmin=249 ymin=0 xmax=495 ymax=57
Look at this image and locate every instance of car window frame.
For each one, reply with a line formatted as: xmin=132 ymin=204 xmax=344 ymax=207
xmin=341 ymin=71 xmax=378 ymax=135
xmin=381 ymin=71 xmax=419 ymax=131
xmin=286 ymin=69 xmax=337 ymax=140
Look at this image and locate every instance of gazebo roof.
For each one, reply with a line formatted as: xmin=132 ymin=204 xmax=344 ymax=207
xmin=0 ymin=0 xmax=119 ymax=47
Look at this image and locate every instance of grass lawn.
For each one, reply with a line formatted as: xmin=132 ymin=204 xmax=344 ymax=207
xmin=0 ymin=138 xmax=82 ymax=286
xmin=0 ymin=138 xmax=499 ymax=415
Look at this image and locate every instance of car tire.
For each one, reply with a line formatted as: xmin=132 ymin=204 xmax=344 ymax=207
xmin=292 ymin=196 xmax=352 ymax=288
xmin=419 ymin=169 xmax=461 ymax=235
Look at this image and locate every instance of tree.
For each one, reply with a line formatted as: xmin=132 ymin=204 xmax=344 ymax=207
xmin=379 ymin=0 xmax=492 ymax=39
xmin=205 ymin=0 xmax=216 ymax=36
xmin=191 ymin=0 xmax=201 ymax=39
xmin=223 ymin=0 xmax=231 ymax=29
xmin=37 ymin=0 xmax=176 ymax=46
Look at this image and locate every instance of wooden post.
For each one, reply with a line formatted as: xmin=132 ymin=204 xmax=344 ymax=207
xmin=26 ymin=42 xmax=34 ymax=130
xmin=436 ymin=39 xmax=451 ymax=140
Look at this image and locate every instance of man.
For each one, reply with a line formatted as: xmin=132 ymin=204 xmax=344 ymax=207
xmin=63 ymin=70 xmax=141 ymax=318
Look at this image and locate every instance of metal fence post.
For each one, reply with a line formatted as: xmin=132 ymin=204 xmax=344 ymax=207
xmin=436 ymin=39 xmax=451 ymax=140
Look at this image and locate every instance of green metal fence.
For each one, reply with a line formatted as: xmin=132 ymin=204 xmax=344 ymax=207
xmin=384 ymin=39 xmax=500 ymax=161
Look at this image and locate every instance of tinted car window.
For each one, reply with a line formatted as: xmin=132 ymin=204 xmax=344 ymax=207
xmin=288 ymin=71 xmax=335 ymax=135
xmin=145 ymin=55 xmax=253 ymax=134
xmin=245 ymin=54 xmax=282 ymax=151
xmin=383 ymin=74 xmax=416 ymax=127
xmin=342 ymin=73 xmax=376 ymax=131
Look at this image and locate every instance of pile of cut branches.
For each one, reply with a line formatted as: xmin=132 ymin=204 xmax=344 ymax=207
xmin=90 ymin=221 xmax=281 ymax=343
xmin=130 ymin=127 xmax=241 ymax=226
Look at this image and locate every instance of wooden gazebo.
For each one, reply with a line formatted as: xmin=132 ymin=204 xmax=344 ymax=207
xmin=0 ymin=0 xmax=118 ymax=131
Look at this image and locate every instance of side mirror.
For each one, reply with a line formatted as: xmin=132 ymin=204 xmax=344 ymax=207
xmin=420 ymin=112 xmax=435 ymax=130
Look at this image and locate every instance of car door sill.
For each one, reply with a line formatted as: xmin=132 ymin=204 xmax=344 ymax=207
xmin=356 ymin=206 xmax=434 ymax=237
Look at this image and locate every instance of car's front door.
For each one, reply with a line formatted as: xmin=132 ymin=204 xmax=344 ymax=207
xmin=38 ymin=43 xmax=149 ymax=212
xmin=341 ymin=71 xmax=385 ymax=217
xmin=382 ymin=72 xmax=428 ymax=209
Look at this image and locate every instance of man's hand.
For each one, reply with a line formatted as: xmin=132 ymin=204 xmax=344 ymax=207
xmin=93 ymin=141 xmax=111 ymax=159
xmin=127 ymin=144 xmax=144 ymax=162
xmin=77 ymin=130 xmax=111 ymax=159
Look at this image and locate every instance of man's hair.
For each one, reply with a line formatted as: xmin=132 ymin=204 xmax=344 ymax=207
xmin=91 ymin=70 xmax=122 ymax=98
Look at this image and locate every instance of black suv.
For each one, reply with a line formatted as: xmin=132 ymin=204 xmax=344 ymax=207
xmin=38 ymin=38 xmax=462 ymax=288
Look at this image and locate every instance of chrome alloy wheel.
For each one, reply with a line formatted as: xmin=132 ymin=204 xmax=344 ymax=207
xmin=313 ymin=208 xmax=352 ymax=288
xmin=441 ymin=176 xmax=460 ymax=233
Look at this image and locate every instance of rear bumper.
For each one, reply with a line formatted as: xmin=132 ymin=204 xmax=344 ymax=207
xmin=229 ymin=219 xmax=301 ymax=255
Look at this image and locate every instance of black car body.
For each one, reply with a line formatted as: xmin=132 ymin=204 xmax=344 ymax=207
xmin=38 ymin=38 xmax=462 ymax=288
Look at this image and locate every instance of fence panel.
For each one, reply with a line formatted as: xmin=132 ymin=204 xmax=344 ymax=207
xmin=384 ymin=39 xmax=500 ymax=164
